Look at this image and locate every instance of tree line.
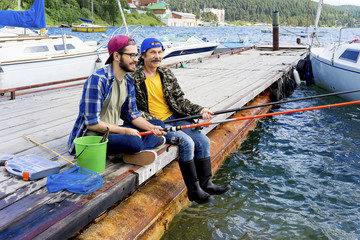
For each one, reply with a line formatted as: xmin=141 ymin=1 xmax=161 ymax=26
xmin=1 ymin=0 xmax=163 ymax=26
xmin=167 ymin=0 xmax=360 ymax=27
xmin=2 ymin=0 xmax=360 ymax=27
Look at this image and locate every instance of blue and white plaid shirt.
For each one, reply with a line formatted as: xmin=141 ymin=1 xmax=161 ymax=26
xmin=68 ymin=64 xmax=141 ymax=154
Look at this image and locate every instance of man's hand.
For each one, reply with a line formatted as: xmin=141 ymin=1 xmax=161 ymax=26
xmin=123 ymin=127 xmax=141 ymax=138
xmin=200 ymin=108 xmax=214 ymax=120
xmin=150 ymin=125 xmax=166 ymax=137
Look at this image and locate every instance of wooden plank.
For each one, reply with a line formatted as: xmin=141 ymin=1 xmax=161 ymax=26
xmin=0 ymin=193 xmax=83 ymax=240
xmin=0 ymin=86 xmax=81 ymax=119
xmin=0 ymin=188 xmax=73 ymax=231
xmin=0 ymin=46 xmax=307 ymax=239
xmin=32 ymin=172 xmax=137 ymax=240
xmin=0 ymin=159 xmax=139 ymax=238
xmin=135 ymin=147 xmax=178 ymax=185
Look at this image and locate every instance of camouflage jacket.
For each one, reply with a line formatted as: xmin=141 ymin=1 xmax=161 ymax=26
xmin=132 ymin=66 xmax=204 ymax=120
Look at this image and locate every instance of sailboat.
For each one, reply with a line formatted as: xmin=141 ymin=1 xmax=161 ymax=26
xmin=71 ymin=0 xmax=108 ymax=32
xmin=0 ymin=0 xmax=108 ymax=94
xmin=307 ymin=0 xmax=360 ymax=101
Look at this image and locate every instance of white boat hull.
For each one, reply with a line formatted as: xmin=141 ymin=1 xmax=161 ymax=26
xmin=310 ymin=44 xmax=360 ymax=101
xmin=1 ymin=51 xmax=108 ymax=90
xmin=161 ymin=42 xmax=219 ymax=65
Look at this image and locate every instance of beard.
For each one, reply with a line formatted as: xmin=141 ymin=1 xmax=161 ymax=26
xmin=119 ymin=58 xmax=136 ymax=72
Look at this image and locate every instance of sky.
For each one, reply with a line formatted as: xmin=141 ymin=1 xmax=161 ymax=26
xmin=313 ymin=0 xmax=360 ymax=6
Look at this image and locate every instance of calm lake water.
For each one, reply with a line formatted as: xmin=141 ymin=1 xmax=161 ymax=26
xmin=47 ymin=25 xmax=357 ymax=47
xmin=162 ymin=85 xmax=360 ymax=240
xmin=49 ymin=26 xmax=360 ymax=239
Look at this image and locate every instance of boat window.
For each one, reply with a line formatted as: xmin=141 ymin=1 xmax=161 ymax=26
xmin=339 ymin=49 xmax=360 ymax=63
xmin=54 ymin=44 xmax=76 ymax=51
xmin=24 ymin=46 xmax=49 ymax=53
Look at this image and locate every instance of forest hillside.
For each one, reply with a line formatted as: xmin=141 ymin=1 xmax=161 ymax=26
xmin=168 ymin=0 xmax=360 ymax=27
xmin=1 ymin=0 xmax=359 ymax=27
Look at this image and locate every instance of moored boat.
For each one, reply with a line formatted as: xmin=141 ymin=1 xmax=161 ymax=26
xmin=309 ymin=29 xmax=360 ymax=101
xmin=71 ymin=0 xmax=108 ymax=33
xmin=0 ymin=0 xmax=108 ymax=92
xmin=158 ymin=34 xmax=219 ymax=65
xmin=71 ymin=23 xmax=108 ymax=33
xmin=0 ymin=34 xmax=108 ymax=90
xmin=0 ymin=26 xmax=44 ymax=36
xmin=71 ymin=18 xmax=108 ymax=33
xmin=296 ymin=0 xmax=360 ymax=101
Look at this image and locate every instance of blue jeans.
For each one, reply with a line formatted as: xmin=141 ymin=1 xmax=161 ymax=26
xmin=107 ymin=119 xmax=164 ymax=154
xmin=165 ymin=115 xmax=210 ymax=162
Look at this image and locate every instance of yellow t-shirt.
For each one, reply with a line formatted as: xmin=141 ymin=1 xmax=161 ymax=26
xmin=145 ymin=72 xmax=173 ymax=121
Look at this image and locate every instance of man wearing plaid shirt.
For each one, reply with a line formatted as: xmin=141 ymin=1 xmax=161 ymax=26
xmin=68 ymin=35 xmax=166 ymax=166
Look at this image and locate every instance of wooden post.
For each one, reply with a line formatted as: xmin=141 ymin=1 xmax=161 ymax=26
xmin=273 ymin=11 xmax=279 ymax=51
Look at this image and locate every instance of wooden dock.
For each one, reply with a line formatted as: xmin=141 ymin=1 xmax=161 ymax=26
xmin=0 ymin=44 xmax=307 ymax=239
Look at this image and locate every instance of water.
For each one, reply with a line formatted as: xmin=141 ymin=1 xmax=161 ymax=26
xmin=47 ymin=26 xmax=359 ymax=47
xmin=51 ymin=26 xmax=360 ymax=239
xmin=162 ymin=85 xmax=360 ymax=239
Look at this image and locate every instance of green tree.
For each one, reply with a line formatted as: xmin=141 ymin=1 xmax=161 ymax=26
xmin=201 ymin=12 xmax=218 ymax=22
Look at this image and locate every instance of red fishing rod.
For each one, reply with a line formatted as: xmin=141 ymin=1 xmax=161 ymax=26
xmin=164 ymin=89 xmax=360 ymax=123
xmin=140 ymin=100 xmax=360 ymax=136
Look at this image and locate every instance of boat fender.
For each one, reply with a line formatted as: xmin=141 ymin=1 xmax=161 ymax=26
xmin=305 ymin=70 xmax=312 ymax=86
xmin=95 ymin=57 xmax=102 ymax=70
xmin=284 ymin=77 xmax=294 ymax=98
xmin=270 ymin=88 xmax=281 ymax=102
xmin=0 ymin=65 xmax=4 ymax=90
xmin=293 ymin=68 xmax=301 ymax=86
xmin=288 ymin=77 xmax=296 ymax=95
xmin=296 ymin=59 xmax=307 ymax=79
xmin=284 ymin=77 xmax=293 ymax=97
xmin=305 ymin=59 xmax=312 ymax=86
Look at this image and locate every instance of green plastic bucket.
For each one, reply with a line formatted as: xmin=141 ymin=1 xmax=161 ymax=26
xmin=73 ymin=136 xmax=108 ymax=173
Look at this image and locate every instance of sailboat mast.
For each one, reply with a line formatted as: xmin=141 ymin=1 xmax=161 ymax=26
xmin=18 ymin=0 xmax=20 ymax=10
xmin=91 ymin=0 xmax=94 ymax=23
xmin=313 ymin=0 xmax=323 ymax=35
xmin=310 ymin=0 xmax=323 ymax=46
xmin=117 ymin=0 xmax=129 ymax=36
xmin=306 ymin=0 xmax=310 ymax=33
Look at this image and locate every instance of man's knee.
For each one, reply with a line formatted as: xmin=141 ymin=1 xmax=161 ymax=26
xmin=179 ymin=137 xmax=195 ymax=151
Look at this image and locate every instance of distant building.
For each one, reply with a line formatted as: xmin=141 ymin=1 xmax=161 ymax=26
xmin=146 ymin=2 xmax=197 ymax=27
xmin=126 ymin=0 xmax=199 ymax=27
xmin=146 ymin=2 xmax=169 ymax=15
xmin=127 ymin=0 xmax=163 ymax=8
xmin=200 ymin=8 xmax=225 ymax=25
xmin=169 ymin=11 xmax=197 ymax=27
xmin=128 ymin=3 xmax=137 ymax=12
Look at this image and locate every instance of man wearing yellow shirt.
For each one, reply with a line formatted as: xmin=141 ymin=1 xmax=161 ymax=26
xmin=132 ymin=38 xmax=230 ymax=204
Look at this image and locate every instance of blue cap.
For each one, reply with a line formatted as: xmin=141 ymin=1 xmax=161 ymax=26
xmin=140 ymin=38 xmax=164 ymax=54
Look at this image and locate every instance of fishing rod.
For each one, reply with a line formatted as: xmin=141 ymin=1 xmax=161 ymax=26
xmin=140 ymin=99 xmax=360 ymax=136
xmin=164 ymin=89 xmax=360 ymax=123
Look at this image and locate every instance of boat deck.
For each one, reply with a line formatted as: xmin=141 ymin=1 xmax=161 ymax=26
xmin=0 ymin=44 xmax=307 ymax=239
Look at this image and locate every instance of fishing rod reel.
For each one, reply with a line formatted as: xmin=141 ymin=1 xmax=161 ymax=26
xmin=192 ymin=119 xmax=204 ymax=132
xmin=166 ymin=132 xmax=184 ymax=152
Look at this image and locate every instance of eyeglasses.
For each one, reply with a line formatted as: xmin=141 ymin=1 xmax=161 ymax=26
xmin=119 ymin=52 xmax=139 ymax=59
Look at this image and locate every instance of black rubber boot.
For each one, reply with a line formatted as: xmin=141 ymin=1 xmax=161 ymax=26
xmin=195 ymin=157 xmax=231 ymax=195
xmin=178 ymin=160 xmax=214 ymax=204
